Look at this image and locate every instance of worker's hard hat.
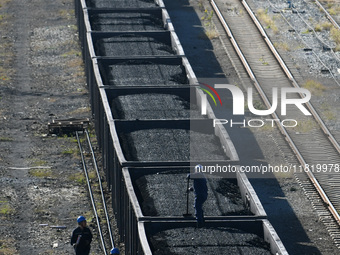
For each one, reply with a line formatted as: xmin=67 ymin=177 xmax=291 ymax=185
xmin=110 ymin=247 xmax=120 ymax=254
xmin=77 ymin=215 xmax=86 ymax=223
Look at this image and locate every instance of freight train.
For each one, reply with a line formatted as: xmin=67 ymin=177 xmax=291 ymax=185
xmin=75 ymin=0 xmax=288 ymax=254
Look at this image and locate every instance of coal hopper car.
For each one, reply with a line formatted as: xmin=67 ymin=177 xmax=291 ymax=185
xmin=75 ymin=0 xmax=288 ymax=254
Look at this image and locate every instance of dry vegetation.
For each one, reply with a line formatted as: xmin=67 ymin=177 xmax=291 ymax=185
xmin=200 ymin=8 xmax=219 ymax=39
xmin=274 ymin=41 xmax=290 ymax=51
xmin=256 ymin=8 xmax=278 ymax=34
xmin=330 ymin=27 xmax=340 ymax=51
xmin=315 ymin=21 xmax=333 ymax=32
xmin=323 ymin=0 xmax=340 ymax=16
xmin=302 ymin=80 xmax=326 ymax=96
xmin=293 ymin=119 xmax=318 ymax=133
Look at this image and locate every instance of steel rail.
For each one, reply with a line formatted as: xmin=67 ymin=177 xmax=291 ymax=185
xmin=85 ymin=129 xmax=116 ymax=249
xmin=210 ymin=0 xmax=340 ymax=225
xmin=314 ymin=0 xmax=340 ymax=30
xmin=76 ymin=131 xmax=108 ymax=255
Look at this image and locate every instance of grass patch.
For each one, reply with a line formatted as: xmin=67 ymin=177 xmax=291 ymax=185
xmin=324 ymin=1 xmax=340 ymax=14
xmin=331 ymin=27 xmax=340 ymax=43
xmin=59 ymin=9 xmax=75 ymax=18
xmin=250 ymin=100 xmax=267 ymax=111
xmin=314 ymin=24 xmax=322 ymax=32
xmin=259 ymin=55 xmax=269 ymax=65
xmin=293 ymin=119 xmax=318 ymax=133
xmin=69 ymin=171 xmax=96 ymax=185
xmin=0 ymin=201 xmax=14 ymax=216
xmin=67 ymin=58 xmax=84 ymax=69
xmin=84 ymin=211 xmax=94 ymax=223
xmin=0 ymin=136 xmax=13 ymax=141
xmin=198 ymin=0 xmax=204 ymax=12
xmin=321 ymin=22 xmax=333 ymax=31
xmin=324 ymin=110 xmax=336 ymax=120
xmin=62 ymin=147 xmax=79 ymax=155
xmin=204 ymin=28 xmax=219 ymax=39
xmin=0 ymin=75 xmax=9 ymax=81
xmin=256 ymin=9 xmax=278 ymax=33
xmin=274 ymin=42 xmax=290 ymax=51
xmin=68 ymin=106 xmax=90 ymax=115
xmin=29 ymin=168 xmax=53 ymax=178
xmin=31 ymin=160 xmax=48 ymax=167
xmin=321 ymin=103 xmax=336 ymax=120
xmin=61 ymin=49 xmax=81 ymax=58
xmin=330 ymin=27 xmax=340 ymax=51
xmin=200 ymin=8 xmax=219 ymax=39
xmin=302 ymin=80 xmax=325 ymax=96
xmin=0 ymin=238 xmax=17 ymax=254
xmin=328 ymin=8 xmax=336 ymax=15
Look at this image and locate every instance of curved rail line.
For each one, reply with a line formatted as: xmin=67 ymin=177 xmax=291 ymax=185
xmin=76 ymin=130 xmax=117 ymax=254
xmin=210 ymin=0 xmax=340 ymax=226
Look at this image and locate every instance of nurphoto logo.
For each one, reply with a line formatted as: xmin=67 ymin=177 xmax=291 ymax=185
xmin=198 ymin=83 xmax=311 ymax=128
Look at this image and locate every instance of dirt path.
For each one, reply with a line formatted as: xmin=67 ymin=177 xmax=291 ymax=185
xmin=0 ymin=0 xmax=110 ymax=254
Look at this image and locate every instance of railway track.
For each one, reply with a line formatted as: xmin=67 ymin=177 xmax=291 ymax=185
xmin=261 ymin=0 xmax=340 ymax=85
xmin=210 ymin=0 xmax=340 ymax=246
xmin=315 ymin=0 xmax=340 ymax=30
xmin=76 ymin=129 xmax=118 ymax=254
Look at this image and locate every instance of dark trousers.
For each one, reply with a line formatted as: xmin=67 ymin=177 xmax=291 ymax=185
xmin=75 ymin=247 xmax=90 ymax=255
xmin=194 ymin=193 xmax=208 ymax=223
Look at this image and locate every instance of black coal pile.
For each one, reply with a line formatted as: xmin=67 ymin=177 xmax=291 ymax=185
xmin=86 ymin=0 xmax=156 ymax=8
xmin=134 ymin=171 xmax=251 ymax=216
xmin=95 ymin=35 xmax=175 ymax=56
xmin=150 ymin=226 xmax=271 ymax=255
xmin=119 ymin=129 xmax=228 ymax=161
xmin=106 ymin=61 xmax=188 ymax=85
xmin=90 ymin=13 xmax=164 ymax=32
xmin=111 ymin=93 xmax=202 ymax=119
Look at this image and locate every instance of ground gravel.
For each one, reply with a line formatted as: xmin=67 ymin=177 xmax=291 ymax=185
xmin=0 ymin=0 xmax=121 ymax=253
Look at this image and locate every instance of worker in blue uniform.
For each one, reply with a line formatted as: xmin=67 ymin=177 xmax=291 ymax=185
xmin=187 ymin=172 xmax=208 ymax=227
xmin=71 ymin=216 xmax=93 ymax=255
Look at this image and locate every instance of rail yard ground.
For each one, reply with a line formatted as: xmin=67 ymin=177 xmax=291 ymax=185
xmin=0 ymin=0 xmax=339 ymax=254
xmin=0 ymin=0 xmax=120 ymax=254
